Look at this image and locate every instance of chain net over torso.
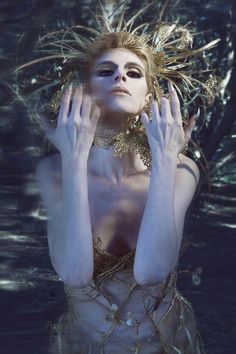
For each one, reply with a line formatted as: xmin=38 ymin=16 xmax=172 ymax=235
xmin=50 ymin=237 xmax=206 ymax=354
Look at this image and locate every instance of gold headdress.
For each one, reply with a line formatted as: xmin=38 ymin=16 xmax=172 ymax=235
xmin=15 ymin=1 xmax=221 ymax=169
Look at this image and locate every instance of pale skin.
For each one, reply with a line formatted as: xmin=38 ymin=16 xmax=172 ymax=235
xmin=36 ymin=48 xmax=200 ymax=289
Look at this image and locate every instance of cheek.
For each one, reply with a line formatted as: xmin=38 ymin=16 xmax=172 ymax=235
xmin=89 ymin=79 xmax=111 ymax=110
xmin=135 ymin=78 xmax=148 ymax=95
xmin=136 ymin=85 xmax=148 ymax=108
xmin=92 ymin=85 xmax=112 ymax=107
xmin=89 ymin=82 xmax=98 ymax=97
xmin=89 ymin=78 xmax=104 ymax=97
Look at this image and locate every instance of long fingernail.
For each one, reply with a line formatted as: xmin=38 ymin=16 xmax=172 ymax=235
xmin=168 ymin=81 xmax=174 ymax=92
xmin=196 ymin=107 xmax=200 ymax=118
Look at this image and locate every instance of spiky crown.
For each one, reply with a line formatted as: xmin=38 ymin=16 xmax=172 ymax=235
xmin=16 ymin=2 xmax=221 ymax=119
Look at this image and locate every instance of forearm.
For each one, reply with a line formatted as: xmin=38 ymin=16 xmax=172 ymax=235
xmin=52 ymin=157 xmax=93 ymax=287
xmin=134 ymin=152 xmax=179 ymax=285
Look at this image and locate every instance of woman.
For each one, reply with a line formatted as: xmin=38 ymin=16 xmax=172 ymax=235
xmin=26 ymin=9 xmax=220 ymax=352
xmin=35 ymin=40 xmax=205 ymax=354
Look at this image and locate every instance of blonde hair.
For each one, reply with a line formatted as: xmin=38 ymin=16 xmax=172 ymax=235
xmin=84 ymin=31 xmax=157 ymax=93
xmin=14 ymin=3 xmax=220 ymax=184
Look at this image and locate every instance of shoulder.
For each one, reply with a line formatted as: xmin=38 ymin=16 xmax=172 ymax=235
xmin=176 ymin=153 xmax=200 ymax=186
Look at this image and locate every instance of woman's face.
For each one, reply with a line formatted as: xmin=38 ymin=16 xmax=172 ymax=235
xmin=89 ymin=48 xmax=149 ymax=117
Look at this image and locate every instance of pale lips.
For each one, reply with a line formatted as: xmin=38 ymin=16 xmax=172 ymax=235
xmin=109 ymin=87 xmax=131 ymax=96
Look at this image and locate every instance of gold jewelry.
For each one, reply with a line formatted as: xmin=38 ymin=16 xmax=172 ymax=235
xmin=92 ymin=95 xmax=154 ymax=168
xmin=113 ymin=127 xmax=152 ymax=170
xmin=48 ymin=71 xmax=74 ymax=116
xmin=17 ymin=3 xmax=221 ymax=169
xmin=142 ymin=97 xmax=153 ymax=119
xmin=93 ymin=112 xmax=152 ymax=170
xmin=93 ymin=125 xmax=121 ymax=149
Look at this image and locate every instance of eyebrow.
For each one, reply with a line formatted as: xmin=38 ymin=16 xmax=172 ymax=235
xmin=95 ymin=61 xmax=145 ymax=71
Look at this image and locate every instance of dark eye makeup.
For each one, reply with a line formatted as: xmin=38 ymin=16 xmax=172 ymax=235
xmin=95 ymin=68 xmax=142 ymax=78
xmin=96 ymin=69 xmax=114 ymax=76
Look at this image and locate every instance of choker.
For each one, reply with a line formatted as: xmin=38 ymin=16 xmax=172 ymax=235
xmin=92 ymin=119 xmax=152 ymax=170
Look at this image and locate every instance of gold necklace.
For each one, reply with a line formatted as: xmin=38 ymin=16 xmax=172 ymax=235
xmin=92 ymin=121 xmax=152 ymax=171
xmin=93 ymin=125 xmax=125 ymax=149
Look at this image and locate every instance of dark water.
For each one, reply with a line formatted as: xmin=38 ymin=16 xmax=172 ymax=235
xmin=0 ymin=0 xmax=236 ymax=353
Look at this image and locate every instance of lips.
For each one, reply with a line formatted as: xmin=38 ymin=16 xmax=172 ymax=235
xmin=109 ymin=86 xmax=131 ymax=96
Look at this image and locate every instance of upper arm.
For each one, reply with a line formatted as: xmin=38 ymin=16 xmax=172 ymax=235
xmin=174 ymin=154 xmax=200 ymax=246
xmin=35 ymin=155 xmax=62 ymax=257
xmin=35 ymin=155 xmax=62 ymax=218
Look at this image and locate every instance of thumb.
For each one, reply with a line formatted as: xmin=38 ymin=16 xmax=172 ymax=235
xmin=141 ymin=112 xmax=149 ymax=128
xmin=91 ymin=105 xmax=100 ymax=124
xmin=37 ymin=113 xmax=54 ymax=140
xmin=189 ymin=115 xmax=197 ymax=130
xmin=188 ymin=107 xmax=200 ymax=130
xmin=90 ymin=106 xmax=100 ymax=135
xmin=184 ymin=115 xmax=197 ymax=142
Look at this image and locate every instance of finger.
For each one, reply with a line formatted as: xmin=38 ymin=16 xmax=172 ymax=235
xmin=70 ymin=87 xmax=83 ymax=124
xmin=38 ymin=114 xmax=54 ymax=139
xmin=58 ymin=85 xmax=73 ymax=125
xmin=141 ymin=112 xmax=163 ymax=146
xmin=90 ymin=105 xmax=100 ymax=126
xmin=81 ymin=94 xmax=92 ymax=121
xmin=168 ymin=82 xmax=181 ymax=121
xmin=141 ymin=112 xmax=149 ymax=128
xmin=160 ymin=97 xmax=172 ymax=124
xmin=184 ymin=115 xmax=197 ymax=142
xmin=151 ymin=99 xmax=160 ymax=124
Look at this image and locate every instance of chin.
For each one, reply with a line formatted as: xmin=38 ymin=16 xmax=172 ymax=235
xmin=102 ymin=102 xmax=138 ymax=116
xmin=107 ymin=108 xmax=137 ymax=118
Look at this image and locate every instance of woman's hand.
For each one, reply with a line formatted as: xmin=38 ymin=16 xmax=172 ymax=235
xmin=141 ymin=82 xmax=197 ymax=157
xmin=39 ymin=86 xmax=100 ymax=161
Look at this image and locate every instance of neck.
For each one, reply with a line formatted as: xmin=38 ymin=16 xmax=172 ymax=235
xmin=89 ymin=111 xmax=148 ymax=183
xmin=98 ymin=105 xmax=133 ymax=127
xmin=88 ymin=145 xmax=148 ymax=184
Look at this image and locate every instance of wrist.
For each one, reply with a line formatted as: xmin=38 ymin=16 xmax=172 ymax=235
xmin=151 ymin=150 xmax=178 ymax=169
xmin=61 ymin=154 xmax=88 ymax=173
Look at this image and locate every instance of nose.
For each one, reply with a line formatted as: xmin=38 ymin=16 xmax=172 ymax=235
xmin=113 ymin=68 xmax=126 ymax=82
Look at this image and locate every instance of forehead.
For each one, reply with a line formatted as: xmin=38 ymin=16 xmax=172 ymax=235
xmin=94 ymin=48 xmax=145 ymax=69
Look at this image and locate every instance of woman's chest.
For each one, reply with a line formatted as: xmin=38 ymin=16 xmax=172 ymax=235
xmin=87 ymin=173 xmax=149 ymax=255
